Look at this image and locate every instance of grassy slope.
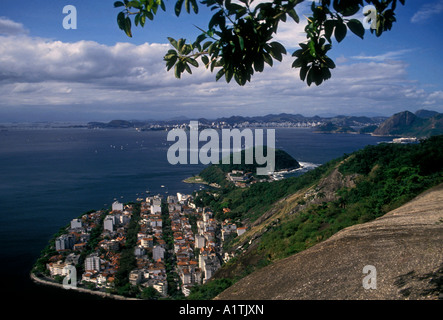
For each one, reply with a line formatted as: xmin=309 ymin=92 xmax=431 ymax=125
xmin=188 ymin=135 xmax=443 ymax=299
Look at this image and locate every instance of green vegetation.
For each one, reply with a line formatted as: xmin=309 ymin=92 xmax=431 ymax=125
xmin=315 ymin=122 xmax=356 ymax=133
xmin=112 ymin=203 xmax=141 ymax=297
xmin=197 ymin=156 xmax=340 ymax=222
xmin=191 ymin=135 xmax=443 ymax=299
xmin=219 ymin=148 xmax=300 ymax=174
xmin=199 ymin=147 xmax=300 ymax=189
xmin=187 ymin=278 xmax=234 ymax=300
xmin=115 ymin=0 xmax=405 ymax=86
xmin=259 ymin=136 xmax=443 ymax=260
xmin=161 ymin=201 xmax=185 ymax=299
xmin=373 ymin=111 xmax=443 ymax=138
xmin=32 ymin=209 xmax=107 ymax=276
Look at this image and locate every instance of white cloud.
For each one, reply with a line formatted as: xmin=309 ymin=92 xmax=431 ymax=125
xmin=411 ymin=0 xmax=443 ymax=23
xmin=351 ymin=49 xmax=413 ymax=62
xmin=0 ymin=16 xmax=441 ymax=120
xmin=0 ymin=16 xmax=28 ymax=35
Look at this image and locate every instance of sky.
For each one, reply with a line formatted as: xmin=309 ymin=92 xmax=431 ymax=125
xmin=0 ymin=0 xmax=442 ymax=122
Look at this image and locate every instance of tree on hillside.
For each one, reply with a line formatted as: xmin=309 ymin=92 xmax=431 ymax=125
xmin=114 ymin=0 xmax=405 ymax=86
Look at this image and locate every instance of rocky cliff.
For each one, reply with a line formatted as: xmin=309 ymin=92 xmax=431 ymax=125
xmin=215 ymin=183 xmax=443 ymax=300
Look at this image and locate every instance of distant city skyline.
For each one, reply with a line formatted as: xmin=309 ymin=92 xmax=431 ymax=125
xmin=0 ymin=1 xmax=442 ymax=122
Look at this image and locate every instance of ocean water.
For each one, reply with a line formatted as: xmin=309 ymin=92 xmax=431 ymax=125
xmin=0 ymin=127 xmax=389 ymax=299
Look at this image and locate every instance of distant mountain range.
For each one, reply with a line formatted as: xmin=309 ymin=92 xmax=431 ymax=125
xmin=87 ymin=109 xmax=443 ymax=139
xmin=87 ymin=112 xmax=388 ymax=129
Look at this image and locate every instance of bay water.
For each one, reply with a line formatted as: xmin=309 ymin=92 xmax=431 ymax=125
xmin=0 ymin=127 xmax=390 ymax=299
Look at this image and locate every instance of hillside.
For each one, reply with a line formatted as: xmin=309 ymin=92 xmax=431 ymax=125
xmin=216 ymin=183 xmax=443 ymax=300
xmin=198 ymin=148 xmax=300 ymax=188
xmin=314 ymin=122 xmax=356 ymax=134
xmin=187 ymin=135 xmax=443 ymax=299
xmin=373 ymin=110 xmax=443 ymax=137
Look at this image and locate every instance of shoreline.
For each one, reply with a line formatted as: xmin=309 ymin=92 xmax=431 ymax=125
xmin=30 ymin=272 xmax=139 ymax=300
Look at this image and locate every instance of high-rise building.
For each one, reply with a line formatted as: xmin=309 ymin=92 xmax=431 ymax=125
xmin=112 ymin=201 xmax=123 ymax=212
xmin=55 ymin=234 xmax=75 ymax=251
xmin=104 ymin=215 xmax=114 ymax=232
xmin=85 ymin=254 xmax=101 ymax=272
xmin=70 ymin=218 xmax=82 ymax=229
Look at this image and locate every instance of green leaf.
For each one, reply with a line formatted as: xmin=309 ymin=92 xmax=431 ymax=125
xmin=347 ymin=19 xmax=365 ymax=39
xmin=238 ymin=36 xmax=245 ymax=51
xmin=225 ymin=68 xmax=233 ymax=83
xmin=146 ymin=11 xmax=154 ymax=20
xmin=175 ymin=0 xmax=184 ymax=16
xmin=288 ymin=9 xmax=300 ymax=23
xmin=175 ymin=60 xmax=186 ymax=78
xmin=215 ymin=68 xmax=225 ymax=81
xmin=134 ymin=13 xmax=140 ymax=26
xmin=186 ymin=57 xmax=199 ymax=68
xmin=177 ymin=38 xmax=185 ymax=53
xmin=334 ymin=21 xmax=347 ymax=43
xmin=165 ymin=55 xmax=178 ymax=71
xmin=117 ymin=12 xmax=125 ymax=30
xmin=202 ymin=41 xmax=213 ymax=51
xmin=127 ymin=1 xmax=141 ymax=9
xmin=124 ymin=17 xmax=132 ymax=37
xmin=253 ymin=55 xmax=264 ymax=72
xmin=300 ymin=65 xmax=308 ymax=81
xmin=323 ymin=57 xmax=336 ymax=69
xmin=308 ymin=40 xmax=316 ymax=58
xmin=184 ymin=62 xmax=192 ymax=74
xmin=168 ymin=37 xmax=178 ymax=50
xmin=269 ymin=42 xmax=286 ymax=62
xmin=292 ymin=58 xmax=303 ymax=68
xmin=140 ymin=14 xmax=146 ymax=26
xmin=324 ymin=20 xmax=335 ymax=42
xmin=321 ymin=66 xmax=332 ymax=81
xmin=292 ymin=49 xmax=303 ymax=58
xmin=190 ymin=0 xmax=199 ymax=14
xmin=262 ymin=52 xmax=273 ymax=67
xmin=201 ymin=55 xmax=210 ymax=67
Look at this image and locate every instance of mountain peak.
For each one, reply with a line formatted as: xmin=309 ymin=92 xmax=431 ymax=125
xmin=372 ymin=110 xmax=441 ymax=137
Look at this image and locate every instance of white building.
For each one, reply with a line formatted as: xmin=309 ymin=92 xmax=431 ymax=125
xmin=195 ymin=234 xmax=206 ymax=249
xmin=152 ymin=280 xmax=168 ymax=296
xmin=237 ymin=227 xmax=247 ymax=236
xmin=151 ymin=202 xmax=162 ymax=214
xmin=153 ymin=246 xmax=165 ymax=261
xmin=104 ymin=215 xmax=115 ymax=232
xmin=112 ymin=201 xmax=124 ymax=212
xmin=47 ymin=260 xmax=69 ymax=276
xmin=70 ymin=218 xmax=82 ymax=229
xmin=85 ymin=254 xmax=101 ymax=272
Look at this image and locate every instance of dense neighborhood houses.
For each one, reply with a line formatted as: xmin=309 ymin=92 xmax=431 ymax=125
xmin=37 ymin=192 xmax=243 ymax=298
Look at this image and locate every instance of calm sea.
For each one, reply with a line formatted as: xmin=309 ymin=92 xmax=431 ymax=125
xmin=0 ymin=127 xmax=390 ymax=299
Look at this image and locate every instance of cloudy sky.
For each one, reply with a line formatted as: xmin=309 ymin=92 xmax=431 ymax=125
xmin=0 ymin=0 xmax=442 ymax=122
